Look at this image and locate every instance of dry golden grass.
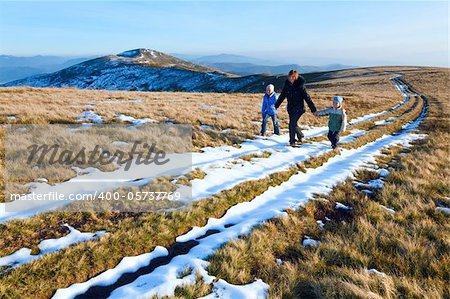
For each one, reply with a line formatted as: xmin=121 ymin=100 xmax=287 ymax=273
xmin=178 ymin=69 xmax=450 ymax=299
xmin=0 ymin=162 xmax=303 ymax=298
xmin=0 ymin=67 xmax=445 ymax=299
xmin=0 ymin=72 xmax=402 ymax=148
xmin=0 ymin=91 xmax=421 ymax=256
xmin=2 ymin=124 xmax=191 ymax=202
xmin=205 ymin=143 xmax=449 ymax=297
xmin=240 ymin=151 xmax=272 ymax=162
xmin=0 ymin=72 xmax=426 ymax=299
xmin=0 ymin=70 xmax=403 ymax=204
xmin=175 ymin=167 xmax=207 ymax=186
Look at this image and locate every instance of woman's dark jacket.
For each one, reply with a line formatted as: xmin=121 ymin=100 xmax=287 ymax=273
xmin=275 ymin=76 xmax=317 ymax=114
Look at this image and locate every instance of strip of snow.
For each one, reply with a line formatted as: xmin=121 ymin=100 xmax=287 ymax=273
xmin=377 ymin=169 xmax=390 ymax=177
xmin=101 ymin=99 xmax=143 ymax=104
xmin=198 ymin=279 xmax=269 ymax=299
xmin=200 ymin=104 xmax=217 ymax=110
xmin=335 ymin=202 xmax=353 ymax=211
xmin=366 ymin=268 xmax=386 ymax=277
xmin=379 ymin=204 xmax=395 ymax=214
xmin=115 ymin=114 xmax=156 ymax=126
xmin=348 ymin=77 xmax=410 ymax=126
xmin=354 ymin=178 xmax=384 ymax=190
xmin=52 ymin=246 xmax=169 ymax=299
xmin=302 ymin=238 xmax=319 ymax=247
xmin=375 ymin=116 xmax=396 ymax=126
xmin=436 ymin=206 xmax=450 ymax=215
xmin=62 ymin=115 xmax=424 ymax=299
xmin=361 ymin=189 xmax=373 ymax=195
xmin=0 ymin=224 xmax=105 ymax=270
xmin=77 ymin=110 xmax=103 ymax=123
xmin=200 ymin=125 xmax=213 ymax=130
xmin=317 ymin=220 xmax=325 ymax=230
xmin=349 ymin=111 xmax=388 ymax=125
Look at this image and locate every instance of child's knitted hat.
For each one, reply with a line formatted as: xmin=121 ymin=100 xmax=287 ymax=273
xmin=333 ymin=96 xmax=343 ymax=103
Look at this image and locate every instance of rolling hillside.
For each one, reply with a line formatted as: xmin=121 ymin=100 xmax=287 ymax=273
xmin=196 ymin=62 xmax=355 ymax=76
xmin=1 ymin=49 xmax=355 ymax=93
xmin=0 ymin=67 xmax=448 ymax=298
xmin=2 ymin=49 xmax=263 ymax=92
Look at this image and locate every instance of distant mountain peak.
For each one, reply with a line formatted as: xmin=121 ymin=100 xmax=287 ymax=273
xmin=111 ymin=48 xmax=221 ymax=73
xmin=117 ymin=48 xmax=161 ymax=59
xmin=114 ymin=48 xmax=172 ymax=65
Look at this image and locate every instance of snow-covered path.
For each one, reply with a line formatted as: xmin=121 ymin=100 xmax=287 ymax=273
xmin=190 ymin=129 xmax=365 ymax=200
xmin=53 ymin=113 xmax=425 ymax=299
xmin=105 ymin=133 xmax=424 ymax=299
xmin=189 ymin=76 xmax=410 ymax=200
xmin=193 ymin=75 xmax=409 ymax=170
xmin=51 ymin=77 xmax=425 ymax=299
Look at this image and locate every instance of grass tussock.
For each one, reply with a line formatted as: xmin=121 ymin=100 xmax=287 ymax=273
xmin=240 ymin=151 xmax=272 ymax=162
xmin=175 ymin=168 xmax=207 ymax=186
xmin=156 ymin=273 xmax=213 ymax=299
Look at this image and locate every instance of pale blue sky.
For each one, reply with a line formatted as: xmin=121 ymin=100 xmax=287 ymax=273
xmin=0 ymin=1 xmax=448 ymax=66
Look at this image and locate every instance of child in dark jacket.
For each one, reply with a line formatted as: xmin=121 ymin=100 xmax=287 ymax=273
xmin=261 ymin=84 xmax=280 ymax=136
xmin=314 ymin=96 xmax=347 ymax=149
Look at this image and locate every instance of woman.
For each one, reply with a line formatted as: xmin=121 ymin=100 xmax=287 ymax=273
xmin=275 ymin=70 xmax=317 ymax=146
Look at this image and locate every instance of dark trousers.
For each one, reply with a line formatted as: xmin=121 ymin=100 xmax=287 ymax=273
xmin=327 ymin=130 xmax=340 ymax=148
xmin=288 ymin=109 xmax=304 ymax=143
xmin=261 ymin=113 xmax=280 ymax=135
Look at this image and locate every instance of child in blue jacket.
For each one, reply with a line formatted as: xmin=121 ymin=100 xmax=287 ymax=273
xmin=261 ymin=84 xmax=280 ymax=136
